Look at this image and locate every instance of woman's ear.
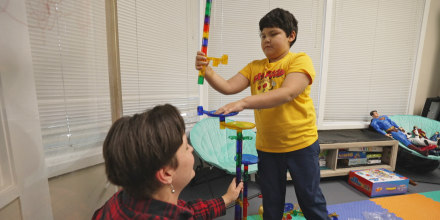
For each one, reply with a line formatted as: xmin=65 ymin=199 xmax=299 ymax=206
xmin=155 ymin=166 xmax=176 ymax=184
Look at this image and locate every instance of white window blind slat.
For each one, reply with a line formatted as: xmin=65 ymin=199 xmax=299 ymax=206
xmin=26 ymin=0 xmax=111 ymax=155
xmin=118 ymin=0 xmax=199 ymax=125
xmin=324 ymin=0 xmax=425 ymax=122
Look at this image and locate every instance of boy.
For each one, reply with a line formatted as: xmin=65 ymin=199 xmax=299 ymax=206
xmin=195 ymin=8 xmax=329 ymax=220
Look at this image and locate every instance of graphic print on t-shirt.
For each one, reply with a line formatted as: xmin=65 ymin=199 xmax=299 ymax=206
xmin=254 ymin=68 xmax=285 ymax=94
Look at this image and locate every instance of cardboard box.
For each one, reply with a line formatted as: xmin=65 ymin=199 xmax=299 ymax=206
xmin=348 ymin=168 xmax=409 ymax=197
xmin=338 ymin=151 xmax=367 ymax=159
xmin=347 ymin=146 xmax=383 ymax=152
xmin=339 ymin=158 xmax=368 ymax=167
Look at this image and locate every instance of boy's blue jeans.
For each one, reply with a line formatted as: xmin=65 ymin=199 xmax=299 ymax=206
xmin=257 ymin=140 xmax=330 ymax=220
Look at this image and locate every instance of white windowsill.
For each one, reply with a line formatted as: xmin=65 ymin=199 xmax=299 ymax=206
xmin=0 ymin=185 xmax=19 ymax=209
xmin=318 ymin=121 xmax=371 ymax=130
xmin=45 ymin=147 xmax=104 ymax=178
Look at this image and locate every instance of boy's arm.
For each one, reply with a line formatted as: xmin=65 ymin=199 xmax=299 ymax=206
xmin=204 ymin=67 xmax=249 ymax=95
xmin=215 ymin=72 xmax=309 ymax=114
xmin=196 ymin=51 xmax=249 ymax=94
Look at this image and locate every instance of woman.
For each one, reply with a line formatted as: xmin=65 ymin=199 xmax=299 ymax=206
xmin=93 ymin=104 xmax=242 ymax=219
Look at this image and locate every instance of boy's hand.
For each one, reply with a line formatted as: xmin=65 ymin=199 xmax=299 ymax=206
xmin=222 ymin=178 xmax=243 ymax=206
xmin=195 ymin=51 xmax=210 ymax=71
xmin=215 ymin=100 xmax=246 ymax=115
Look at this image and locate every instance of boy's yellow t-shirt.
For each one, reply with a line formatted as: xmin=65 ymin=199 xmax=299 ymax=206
xmin=240 ymin=52 xmax=318 ymax=153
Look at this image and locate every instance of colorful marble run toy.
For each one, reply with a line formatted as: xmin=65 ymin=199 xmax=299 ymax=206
xmin=198 ymin=0 xmax=228 ymax=85
xmin=225 ymin=121 xmax=256 ymax=220
xmin=197 ymin=106 xmax=257 ymax=220
xmin=197 ymin=1 xmax=254 ymax=219
xmin=241 ymin=154 xmax=258 ymax=220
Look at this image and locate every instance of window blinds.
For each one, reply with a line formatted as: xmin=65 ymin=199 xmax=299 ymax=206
xmin=117 ymin=0 xmax=199 ymax=126
xmin=324 ymin=0 xmax=425 ymax=122
xmin=207 ymin=0 xmax=325 ymax=121
xmin=25 ymin=0 xmax=111 ymax=155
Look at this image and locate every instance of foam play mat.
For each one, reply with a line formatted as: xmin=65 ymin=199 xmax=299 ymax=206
xmin=248 ymin=190 xmax=440 ymax=220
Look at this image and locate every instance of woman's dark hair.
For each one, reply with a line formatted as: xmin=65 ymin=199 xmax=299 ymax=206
xmin=259 ymin=8 xmax=298 ymax=47
xmin=103 ymin=104 xmax=185 ymax=198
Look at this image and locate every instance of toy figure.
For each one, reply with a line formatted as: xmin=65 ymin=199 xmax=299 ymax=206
xmin=412 ymin=126 xmax=428 ymax=139
xmin=409 ymin=126 xmax=440 ymax=147
xmin=370 ymin=110 xmax=429 ymax=156
xmin=430 ymin=131 xmax=440 ymax=141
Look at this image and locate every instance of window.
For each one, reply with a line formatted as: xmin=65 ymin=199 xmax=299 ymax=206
xmin=207 ymin=0 xmax=325 ymax=121
xmin=323 ymin=0 xmax=426 ymax=123
xmin=21 ymin=0 xmax=428 ymax=178
xmin=117 ymin=0 xmax=200 ymax=126
xmin=0 ymin=76 xmax=18 ymax=209
xmin=25 ymin=0 xmax=111 ymax=176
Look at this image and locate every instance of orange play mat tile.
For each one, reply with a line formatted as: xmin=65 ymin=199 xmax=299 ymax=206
xmin=371 ymin=193 xmax=440 ymax=220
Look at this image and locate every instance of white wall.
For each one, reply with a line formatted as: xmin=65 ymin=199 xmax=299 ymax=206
xmin=0 ymin=0 xmax=53 ymax=219
xmin=413 ymin=0 xmax=440 ymax=115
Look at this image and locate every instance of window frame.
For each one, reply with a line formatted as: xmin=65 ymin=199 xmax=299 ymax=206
xmin=0 ymin=75 xmax=19 ymax=209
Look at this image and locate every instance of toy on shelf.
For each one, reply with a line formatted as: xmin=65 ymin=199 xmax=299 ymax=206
xmin=197 ymin=0 xmax=228 ymax=85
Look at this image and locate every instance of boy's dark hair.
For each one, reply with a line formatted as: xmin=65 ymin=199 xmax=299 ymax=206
xmin=259 ymin=8 xmax=298 ymax=47
xmin=370 ymin=110 xmax=377 ymax=116
xmin=103 ymin=104 xmax=185 ymax=199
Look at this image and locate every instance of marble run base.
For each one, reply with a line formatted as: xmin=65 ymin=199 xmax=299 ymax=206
xmin=348 ymin=168 xmax=409 ymax=197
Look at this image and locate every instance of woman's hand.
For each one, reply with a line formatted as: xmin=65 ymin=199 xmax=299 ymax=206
xmin=222 ymin=178 xmax=243 ymax=206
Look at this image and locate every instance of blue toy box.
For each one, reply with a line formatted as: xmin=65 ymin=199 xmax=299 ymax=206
xmin=348 ymin=168 xmax=409 ymax=197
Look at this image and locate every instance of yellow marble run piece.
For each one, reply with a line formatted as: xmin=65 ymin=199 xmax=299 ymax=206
xmin=197 ymin=54 xmax=228 ymax=82
xmin=221 ymin=121 xmax=255 ymax=131
xmin=207 ymin=54 xmax=228 ymax=67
